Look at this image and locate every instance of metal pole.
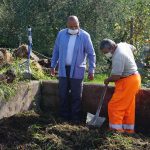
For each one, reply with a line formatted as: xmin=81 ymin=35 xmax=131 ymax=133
xmin=27 ymin=25 xmax=32 ymax=74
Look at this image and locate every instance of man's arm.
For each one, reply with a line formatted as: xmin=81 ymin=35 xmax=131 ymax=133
xmin=85 ymin=34 xmax=96 ymax=80
xmin=50 ymin=32 xmax=60 ymax=76
xmin=104 ymin=75 xmax=121 ymax=85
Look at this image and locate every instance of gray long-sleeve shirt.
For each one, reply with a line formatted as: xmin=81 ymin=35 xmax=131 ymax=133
xmin=111 ymin=42 xmax=138 ymax=77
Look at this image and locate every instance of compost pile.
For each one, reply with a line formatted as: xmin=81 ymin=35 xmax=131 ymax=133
xmin=0 ymin=45 xmax=51 ymax=83
xmin=0 ymin=111 xmax=150 ymax=150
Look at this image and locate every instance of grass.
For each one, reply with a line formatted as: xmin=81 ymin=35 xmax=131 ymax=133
xmin=1 ymin=58 xmax=149 ymax=101
xmin=0 ymin=59 xmax=51 ymax=100
xmin=84 ymin=73 xmax=107 ymax=83
xmin=84 ymin=73 xmax=114 ymax=86
xmin=0 ymin=60 xmax=23 ymax=100
xmin=0 ymin=60 xmax=114 ymax=101
xmin=0 ymin=82 xmax=18 ymax=100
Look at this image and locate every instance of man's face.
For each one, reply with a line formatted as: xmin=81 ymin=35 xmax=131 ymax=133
xmin=101 ymin=47 xmax=114 ymax=59
xmin=67 ymin=20 xmax=79 ymax=30
xmin=101 ymin=48 xmax=112 ymax=54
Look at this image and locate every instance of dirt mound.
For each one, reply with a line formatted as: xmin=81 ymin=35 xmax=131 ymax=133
xmin=0 ymin=48 xmax=13 ymax=66
xmin=0 ymin=69 xmax=16 ymax=83
xmin=13 ymin=44 xmax=39 ymax=61
xmin=13 ymin=44 xmax=28 ymax=58
xmin=0 ymin=111 xmax=150 ymax=150
xmin=38 ymin=59 xmax=50 ymax=68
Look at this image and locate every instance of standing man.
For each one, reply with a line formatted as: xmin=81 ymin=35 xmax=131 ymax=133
xmin=50 ymin=16 xmax=96 ymax=123
xmin=100 ymin=39 xmax=141 ymax=134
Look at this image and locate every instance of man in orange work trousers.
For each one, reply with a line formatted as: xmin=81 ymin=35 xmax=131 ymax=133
xmin=100 ymin=39 xmax=141 ymax=134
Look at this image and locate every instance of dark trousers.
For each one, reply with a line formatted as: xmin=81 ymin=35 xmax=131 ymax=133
xmin=58 ymin=66 xmax=83 ymax=121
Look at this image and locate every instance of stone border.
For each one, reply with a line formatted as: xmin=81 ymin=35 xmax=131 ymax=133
xmin=0 ymin=80 xmax=150 ymax=132
xmin=41 ymin=81 xmax=150 ymax=132
xmin=0 ymin=81 xmax=41 ymax=119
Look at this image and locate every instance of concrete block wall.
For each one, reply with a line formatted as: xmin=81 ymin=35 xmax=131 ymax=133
xmin=0 ymin=81 xmax=41 ymax=119
xmin=41 ymin=81 xmax=150 ymax=132
xmin=0 ymin=80 xmax=150 ymax=132
xmin=40 ymin=81 xmax=59 ymax=112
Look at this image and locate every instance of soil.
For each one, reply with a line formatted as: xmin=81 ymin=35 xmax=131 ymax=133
xmin=0 ymin=111 xmax=150 ymax=150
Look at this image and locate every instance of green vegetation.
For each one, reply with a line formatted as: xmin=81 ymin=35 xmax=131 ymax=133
xmin=0 ymin=0 xmax=149 ymax=87
xmin=0 ymin=82 xmax=17 ymax=100
xmin=84 ymin=73 xmax=106 ymax=83
xmin=0 ymin=59 xmax=48 ymax=100
xmin=0 ymin=1 xmax=149 ymax=147
xmin=0 ymin=57 xmax=109 ymax=101
xmin=0 ymin=0 xmax=150 ymax=53
xmin=30 ymin=63 xmax=51 ymax=80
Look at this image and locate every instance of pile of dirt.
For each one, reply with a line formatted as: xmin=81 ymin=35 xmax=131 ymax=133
xmin=0 ymin=111 xmax=150 ymax=150
xmin=0 ymin=48 xmax=13 ymax=66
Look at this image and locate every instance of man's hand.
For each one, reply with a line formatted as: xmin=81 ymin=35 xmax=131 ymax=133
xmin=88 ymin=73 xmax=94 ymax=80
xmin=104 ymin=75 xmax=121 ymax=85
xmin=50 ymin=68 xmax=55 ymax=77
xmin=104 ymin=78 xmax=109 ymax=85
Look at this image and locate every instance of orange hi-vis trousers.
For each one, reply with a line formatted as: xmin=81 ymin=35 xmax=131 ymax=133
xmin=108 ymin=73 xmax=141 ymax=133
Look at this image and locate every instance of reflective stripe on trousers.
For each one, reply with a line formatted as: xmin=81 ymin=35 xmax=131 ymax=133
xmin=109 ymin=124 xmax=134 ymax=130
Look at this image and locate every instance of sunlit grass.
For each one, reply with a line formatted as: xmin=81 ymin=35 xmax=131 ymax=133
xmin=84 ymin=73 xmax=114 ymax=85
xmin=84 ymin=73 xmax=107 ymax=83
